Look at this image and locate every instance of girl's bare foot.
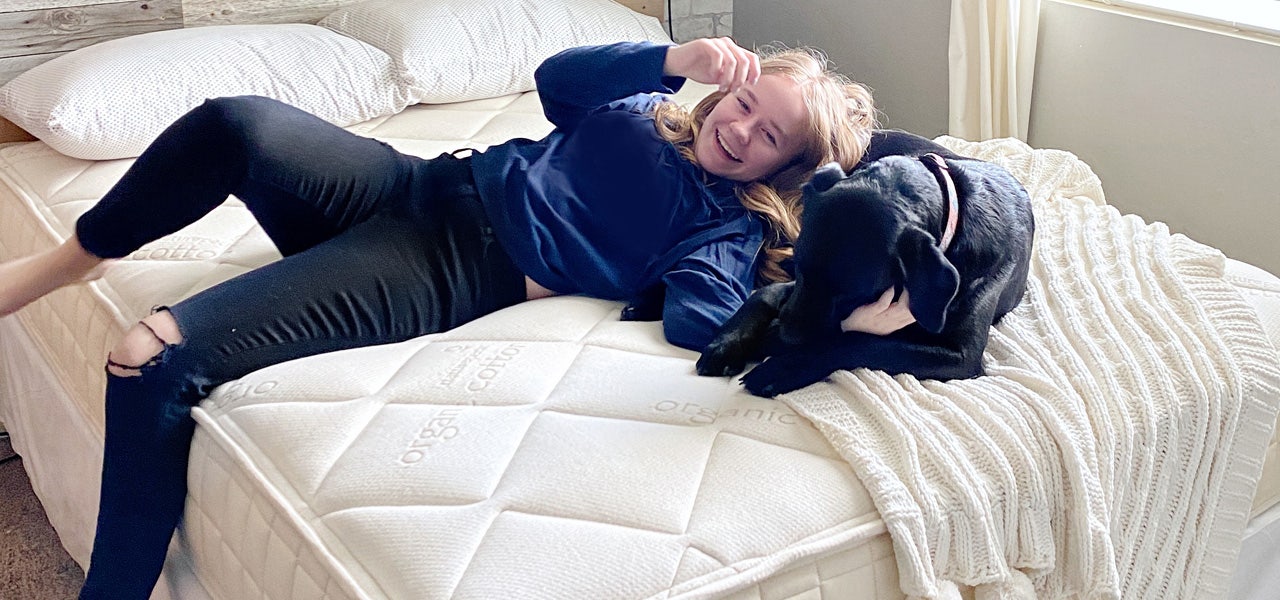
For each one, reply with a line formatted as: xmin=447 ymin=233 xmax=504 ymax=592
xmin=0 ymin=237 xmax=108 ymax=317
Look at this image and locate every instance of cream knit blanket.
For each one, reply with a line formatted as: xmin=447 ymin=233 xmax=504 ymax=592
xmin=781 ymin=137 xmax=1280 ymax=599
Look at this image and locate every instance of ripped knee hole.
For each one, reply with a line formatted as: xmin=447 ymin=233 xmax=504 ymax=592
xmin=105 ymin=312 xmax=182 ymax=377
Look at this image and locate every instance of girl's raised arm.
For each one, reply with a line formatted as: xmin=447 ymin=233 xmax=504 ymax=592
xmin=535 ymin=42 xmax=684 ymax=130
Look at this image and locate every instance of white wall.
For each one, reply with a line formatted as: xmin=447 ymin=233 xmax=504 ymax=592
xmin=734 ymin=0 xmax=951 ymax=136
xmin=1032 ymin=1 xmax=1280 ymax=275
xmin=733 ymin=0 xmax=1280 ymax=275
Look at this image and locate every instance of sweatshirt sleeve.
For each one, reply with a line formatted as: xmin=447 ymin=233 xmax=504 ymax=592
xmin=660 ymin=239 xmax=758 ymax=351
xmin=534 ymin=41 xmax=686 ymax=131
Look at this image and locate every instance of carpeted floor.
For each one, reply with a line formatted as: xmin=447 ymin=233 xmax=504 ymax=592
xmin=0 ymin=433 xmax=85 ymax=599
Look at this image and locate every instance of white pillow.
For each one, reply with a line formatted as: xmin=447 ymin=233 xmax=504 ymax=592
xmin=0 ymin=24 xmax=412 ymax=160
xmin=319 ymin=0 xmax=672 ymax=104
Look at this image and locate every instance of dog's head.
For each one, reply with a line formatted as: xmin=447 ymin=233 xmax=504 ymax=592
xmin=778 ymin=157 xmax=960 ymax=343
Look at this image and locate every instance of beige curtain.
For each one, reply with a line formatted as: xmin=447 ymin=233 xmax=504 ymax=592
xmin=948 ymin=0 xmax=1041 ymax=141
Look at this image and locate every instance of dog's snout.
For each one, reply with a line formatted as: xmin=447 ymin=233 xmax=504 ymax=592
xmin=808 ymin=163 xmax=845 ymax=193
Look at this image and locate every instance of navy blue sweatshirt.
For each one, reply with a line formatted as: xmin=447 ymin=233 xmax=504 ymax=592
xmin=471 ymin=42 xmax=765 ymax=350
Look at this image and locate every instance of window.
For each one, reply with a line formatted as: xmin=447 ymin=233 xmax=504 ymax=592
xmin=1092 ymin=0 xmax=1280 ymax=37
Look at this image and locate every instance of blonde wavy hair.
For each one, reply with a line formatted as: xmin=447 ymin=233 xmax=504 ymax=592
xmin=652 ymin=46 xmax=876 ymax=284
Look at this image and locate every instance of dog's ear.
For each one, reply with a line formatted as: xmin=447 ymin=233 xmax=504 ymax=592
xmin=898 ymin=229 xmax=959 ymax=334
xmin=807 ymin=162 xmax=845 ymax=194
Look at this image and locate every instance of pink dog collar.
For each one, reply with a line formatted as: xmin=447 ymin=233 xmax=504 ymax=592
xmin=921 ymin=153 xmax=959 ymax=252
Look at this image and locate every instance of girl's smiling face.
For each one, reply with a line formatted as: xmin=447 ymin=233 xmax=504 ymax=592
xmin=694 ymin=74 xmax=809 ymax=183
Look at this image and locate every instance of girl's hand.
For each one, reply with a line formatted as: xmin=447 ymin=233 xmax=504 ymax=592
xmin=840 ymin=288 xmax=917 ymax=335
xmin=663 ymin=37 xmax=761 ymax=93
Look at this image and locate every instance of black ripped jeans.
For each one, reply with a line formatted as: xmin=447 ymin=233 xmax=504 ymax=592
xmin=74 ymin=96 xmax=526 ymax=599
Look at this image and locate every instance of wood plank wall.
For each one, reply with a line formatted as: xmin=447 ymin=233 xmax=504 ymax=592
xmin=182 ymin=0 xmax=365 ymax=27
xmin=0 ymin=0 xmax=182 ymax=85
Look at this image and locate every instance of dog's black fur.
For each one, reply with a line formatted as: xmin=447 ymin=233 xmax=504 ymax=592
xmin=695 ymin=129 xmax=1035 ymax=397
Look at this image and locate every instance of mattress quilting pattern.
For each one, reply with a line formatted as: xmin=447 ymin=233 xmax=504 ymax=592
xmin=186 ymin=296 xmax=898 ymax=599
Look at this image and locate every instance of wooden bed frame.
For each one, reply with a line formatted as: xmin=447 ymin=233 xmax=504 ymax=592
xmin=0 ymin=0 xmax=664 ymax=144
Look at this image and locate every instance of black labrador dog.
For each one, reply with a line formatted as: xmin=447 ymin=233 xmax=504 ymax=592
xmin=695 ymin=130 xmax=1035 ymax=397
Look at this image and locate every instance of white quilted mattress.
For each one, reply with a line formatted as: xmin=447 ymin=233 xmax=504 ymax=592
xmin=187 ymin=297 xmax=898 ymax=599
xmin=1 ymin=85 xmax=1279 ymax=599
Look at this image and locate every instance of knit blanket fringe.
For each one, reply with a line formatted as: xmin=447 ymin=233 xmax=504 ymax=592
xmin=780 ymin=137 xmax=1280 ymax=599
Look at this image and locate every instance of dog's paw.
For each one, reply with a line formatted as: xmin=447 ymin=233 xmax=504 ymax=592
xmin=696 ymin=339 xmax=750 ymax=377
xmin=740 ymin=354 xmax=828 ymax=397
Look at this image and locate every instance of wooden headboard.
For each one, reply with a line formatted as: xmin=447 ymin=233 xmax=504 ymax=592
xmin=0 ymin=0 xmax=666 ymax=144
